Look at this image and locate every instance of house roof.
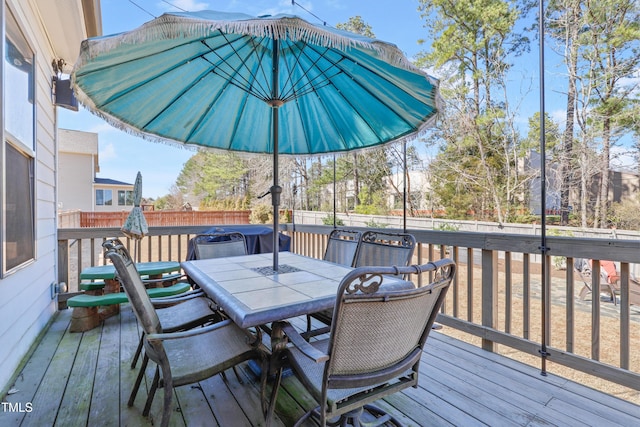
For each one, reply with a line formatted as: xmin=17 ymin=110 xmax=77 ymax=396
xmin=94 ymin=178 xmax=132 ymax=186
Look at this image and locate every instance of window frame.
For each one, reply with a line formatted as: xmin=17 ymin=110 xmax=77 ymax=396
xmin=96 ymin=188 xmax=113 ymax=206
xmin=1 ymin=2 xmax=37 ymax=276
xmin=118 ymin=189 xmax=134 ymax=206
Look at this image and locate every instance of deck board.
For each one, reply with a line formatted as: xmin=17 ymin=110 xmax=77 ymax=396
xmin=2 ymin=306 xmax=639 ymax=427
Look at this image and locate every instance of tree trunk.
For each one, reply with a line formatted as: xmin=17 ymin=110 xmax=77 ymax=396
xmin=353 ymin=153 xmax=359 ymax=207
xmin=560 ymin=3 xmax=580 ymax=225
xmin=598 ymin=117 xmax=611 ymax=226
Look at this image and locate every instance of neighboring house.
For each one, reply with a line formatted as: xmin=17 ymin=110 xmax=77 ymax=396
xmin=58 ymin=128 xmax=134 ymax=212
xmin=0 ymin=0 xmax=101 ymax=392
xmin=94 ymin=177 xmax=135 ymax=212
xmin=322 ymin=170 xmax=432 ymax=213
xmin=528 ymin=150 xmax=640 ymax=215
xmin=58 ymin=128 xmax=99 ymax=211
xmin=387 ymin=170 xmax=431 ymax=211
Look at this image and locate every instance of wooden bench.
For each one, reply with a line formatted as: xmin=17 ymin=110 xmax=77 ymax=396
xmin=68 ymin=282 xmax=192 ymax=332
xmin=79 ymin=281 xmax=107 ymax=292
xmin=79 ymin=272 xmax=183 ymax=293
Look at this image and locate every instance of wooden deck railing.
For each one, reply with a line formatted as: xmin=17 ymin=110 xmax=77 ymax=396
xmin=57 ymin=223 xmax=640 ymax=393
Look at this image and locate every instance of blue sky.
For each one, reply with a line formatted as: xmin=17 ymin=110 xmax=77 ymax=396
xmin=59 ymin=0 xmax=558 ymax=199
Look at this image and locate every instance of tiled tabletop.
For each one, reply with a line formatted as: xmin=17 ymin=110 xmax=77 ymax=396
xmin=181 ymin=252 xmax=413 ymax=328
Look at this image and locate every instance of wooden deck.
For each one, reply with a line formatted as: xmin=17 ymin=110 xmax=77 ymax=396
xmin=2 ymin=306 xmax=639 ymax=427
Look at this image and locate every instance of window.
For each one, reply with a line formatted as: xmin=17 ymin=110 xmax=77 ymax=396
xmin=96 ymin=189 xmax=113 ymax=206
xmin=5 ymin=144 xmax=34 ymax=269
xmin=4 ymin=7 xmax=34 ymax=150
xmin=118 ymin=190 xmax=134 ymax=206
xmin=3 ymin=6 xmax=35 ymax=273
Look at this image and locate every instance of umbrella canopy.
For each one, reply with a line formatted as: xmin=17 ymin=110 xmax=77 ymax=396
xmin=72 ymin=10 xmax=440 ymax=270
xmin=121 ymin=171 xmax=149 ymax=240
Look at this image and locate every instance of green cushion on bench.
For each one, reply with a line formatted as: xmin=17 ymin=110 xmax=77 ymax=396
xmin=68 ymin=293 xmax=128 ymax=307
xmin=141 ymin=272 xmax=183 ymax=282
xmin=146 ymin=281 xmax=191 ymax=297
xmin=79 ymin=281 xmax=106 ymax=291
xmin=68 ymin=282 xmax=192 ymax=308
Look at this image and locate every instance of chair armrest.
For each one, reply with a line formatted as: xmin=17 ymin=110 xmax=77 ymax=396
xmin=150 ymin=288 xmax=206 ymax=307
xmin=146 ymin=319 xmax=233 ymax=341
xmin=146 ymin=319 xmax=261 ymax=347
xmin=273 ymin=321 xmax=329 ymax=363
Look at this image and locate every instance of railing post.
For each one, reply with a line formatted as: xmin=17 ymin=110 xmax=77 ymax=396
xmin=57 ymin=238 xmax=69 ymax=289
xmin=481 ymin=248 xmax=498 ymax=352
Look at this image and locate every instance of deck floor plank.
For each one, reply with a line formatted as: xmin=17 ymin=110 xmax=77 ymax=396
xmin=2 ymin=312 xmax=70 ymax=426
xmin=2 ymin=305 xmax=639 ymax=427
xmin=54 ymin=326 xmax=101 ymax=427
xmin=421 ymin=345 xmax=580 ymax=426
xmin=88 ymin=314 xmax=122 ymax=427
xmin=198 ymin=373 xmax=251 ymax=426
xmin=19 ymin=313 xmax=82 ymax=427
xmin=118 ymin=305 xmax=154 ymax=427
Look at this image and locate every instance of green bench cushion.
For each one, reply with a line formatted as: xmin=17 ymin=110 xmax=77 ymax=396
xmin=79 ymin=281 xmax=107 ymax=291
xmin=68 ymin=282 xmax=192 ymax=308
xmin=147 ymin=282 xmax=191 ymax=297
xmin=141 ymin=272 xmax=184 ymax=282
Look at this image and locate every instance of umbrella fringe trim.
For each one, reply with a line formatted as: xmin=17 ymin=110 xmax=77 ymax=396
xmin=73 ymin=83 xmax=439 ymax=159
xmin=75 ymin=12 xmax=420 ymax=73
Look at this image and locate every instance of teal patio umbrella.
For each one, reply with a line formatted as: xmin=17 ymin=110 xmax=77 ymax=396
xmin=121 ymin=171 xmax=149 ymax=260
xmin=72 ymin=10 xmax=439 ymax=271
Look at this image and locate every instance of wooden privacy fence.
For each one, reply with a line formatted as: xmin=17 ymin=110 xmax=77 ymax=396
xmin=79 ymin=210 xmax=251 ymax=227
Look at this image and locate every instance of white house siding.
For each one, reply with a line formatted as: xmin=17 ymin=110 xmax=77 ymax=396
xmin=94 ymin=182 xmax=136 ymax=212
xmin=0 ymin=0 xmax=99 ymax=392
xmin=58 ymin=129 xmax=99 ymax=211
xmin=59 ymin=152 xmax=95 ymax=211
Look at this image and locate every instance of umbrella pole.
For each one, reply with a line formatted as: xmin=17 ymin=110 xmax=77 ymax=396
xmin=333 ymin=154 xmax=337 ymax=228
xmin=403 ymin=142 xmax=407 ymax=233
xmin=271 ymin=39 xmax=281 ymax=272
xmin=538 ymin=0 xmax=550 ymax=376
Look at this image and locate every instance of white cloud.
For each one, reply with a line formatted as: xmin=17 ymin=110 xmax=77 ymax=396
xmin=88 ymin=122 xmax=117 ymax=134
xmin=550 ymin=108 xmax=566 ymax=125
xmin=611 ymin=145 xmax=638 ymax=172
xmin=157 ymin=0 xmax=210 ymax=12
xmin=99 ymin=142 xmax=117 ymax=161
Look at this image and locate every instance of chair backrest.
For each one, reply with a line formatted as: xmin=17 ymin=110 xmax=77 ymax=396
xmin=193 ymin=232 xmax=247 ymax=260
xmin=323 ymin=229 xmax=362 ymax=267
xmin=576 ymin=258 xmax=618 ymax=284
xmin=353 ymin=231 xmax=416 ymax=268
xmin=103 ymin=239 xmax=162 ymax=335
xmin=325 ymin=259 xmax=455 ymax=389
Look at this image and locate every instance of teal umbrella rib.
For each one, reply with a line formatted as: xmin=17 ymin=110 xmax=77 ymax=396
xmin=202 ymin=35 xmax=273 ymax=103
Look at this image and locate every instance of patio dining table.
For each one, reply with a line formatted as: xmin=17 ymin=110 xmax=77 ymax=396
xmin=180 ymin=252 xmax=414 ymax=329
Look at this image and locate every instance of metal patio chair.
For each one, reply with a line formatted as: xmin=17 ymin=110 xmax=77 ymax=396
xmin=353 ymin=230 xmax=416 ymax=268
xmin=322 ymin=228 xmax=362 ymax=266
xmin=103 ymin=239 xmax=268 ymax=427
xmin=267 ymin=259 xmax=456 ymax=427
xmin=192 ymin=232 xmax=248 ymax=260
xmin=305 ymin=230 xmax=416 ymax=339
xmin=305 ymin=229 xmax=362 ymax=338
